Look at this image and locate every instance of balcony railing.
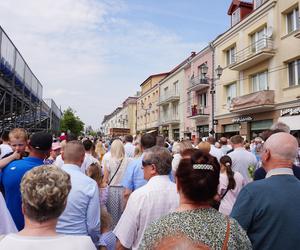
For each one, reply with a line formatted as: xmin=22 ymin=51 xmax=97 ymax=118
xmin=158 ymin=91 xmax=180 ymax=105
xmin=229 ymin=38 xmax=275 ymax=71
xmin=188 ymin=105 xmax=210 ymax=119
xmin=160 ymin=114 xmax=180 ymax=125
xmin=188 ymin=76 xmax=209 ymax=92
xmin=230 ymin=90 xmax=275 ymax=113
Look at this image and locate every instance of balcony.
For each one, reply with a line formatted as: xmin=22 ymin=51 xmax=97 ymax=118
xmin=188 ymin=105 xmax=210 ymax=119
xmin=188 ymin=76 xmax=209 ymax=92
xmin=160 ymin=114 xmax=180 ymax=125
xmin=229 ymin=38 xmax=275 ymax=71
xmin=158 ymin=91 xmax=180 ymax=105
xmin=230 ymin=90 xmax=275 ymax=113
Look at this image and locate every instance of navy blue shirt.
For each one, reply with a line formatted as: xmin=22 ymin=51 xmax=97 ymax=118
xmin=1 ymin=157 xmax=44 ymax=230
xmin=254 ymin=165 xmax=300 ymax=180
xmin=231 ymin=174 xmax=300 ymax=250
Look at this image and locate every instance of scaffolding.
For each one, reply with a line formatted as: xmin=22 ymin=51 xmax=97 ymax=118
xmin=0 ymin=26 xmax=61 ymax=134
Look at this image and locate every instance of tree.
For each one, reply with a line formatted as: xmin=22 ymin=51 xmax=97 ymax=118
xmin=60 ymin=108 xmax=84 ymax=137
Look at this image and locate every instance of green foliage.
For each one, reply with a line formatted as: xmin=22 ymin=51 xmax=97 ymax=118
xmin=60 ymin=107 xmax=84 ymax=137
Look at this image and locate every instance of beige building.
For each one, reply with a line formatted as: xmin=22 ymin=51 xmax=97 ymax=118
xmin=137 ymin=73 xmax=169 ymax=134
xmin=213 ymin=0 xmax=300 ymax=140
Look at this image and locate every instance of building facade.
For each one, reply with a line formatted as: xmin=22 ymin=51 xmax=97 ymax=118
xmin=158 ymin=53 xmax=197 ymax=141
xmin=184 ymin=47 xmax=214 ymax=141
xmin=136 ymin=73 xmax=169 ymax=134
xmin=213 ymin=0 xmax=300 ymax=140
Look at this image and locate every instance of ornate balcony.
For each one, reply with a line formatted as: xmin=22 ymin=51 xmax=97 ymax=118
xmin=158 ymin=91 xmax=180 ymax=106
xmin=188 ymin=105 xmax=210 ymax=119
xmin=160 ymin=114 xmax=180 ymax=125
xmin=230 ymin=90 xmax=275 ymax=113
xmin=188 ymin=76 xmax=209 ymax=92
xmin=229 ymin=38 xmax=275 ymax=71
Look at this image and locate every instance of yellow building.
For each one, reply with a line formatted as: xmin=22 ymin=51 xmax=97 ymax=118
xmin=213 ymin=0 xmax=300 ymax=140
xmin=137 ymin=73 xmax=169 ymax=134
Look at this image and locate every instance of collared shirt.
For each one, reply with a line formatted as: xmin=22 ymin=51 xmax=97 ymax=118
xmin=228 ymin=147 xmax=257 ymax=183
xmin=121 ymin=155 xmax=146 ymax=191
xmin=81 ymin=153 xmax=100 ymax=173
xmin=1 ymin=156 xmax=44 ymax=230
xmin=124 ymin=142 xmax=135 ymax=158
xmin=114 ymin=175 xmax=179 ymax=250
xmin=56 ymin=164 xmax=100 ymax=244
xmin=266 ymin=167 xmax=294 ymax=178
xmin=209 ymin=145 xmax=224 ymax=162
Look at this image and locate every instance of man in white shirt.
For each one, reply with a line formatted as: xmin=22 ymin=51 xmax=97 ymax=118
xmin=56 ymin=141 xmax=100 ymax=244
xmin=81 ymin=139 xmax=99 ymax=173
xmin=207 ymin=137 xmax=224 ymax=162
xmin=228 ymin=135 xmax=257 ymax=183
xmin=124 ymin=135 xmax=135 ymax=158
xmin=114 ymin=146 xmax=179 ymax=250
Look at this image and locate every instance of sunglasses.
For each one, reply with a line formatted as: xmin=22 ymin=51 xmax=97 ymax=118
xmin=142 ymin=160 xmax=153 ymax=169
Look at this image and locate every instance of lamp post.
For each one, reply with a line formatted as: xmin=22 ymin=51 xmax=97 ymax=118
xmin=141 ymin=101 xmax=152 ymax=133
xmin=200 ymin=64 xmax=223 ymax=138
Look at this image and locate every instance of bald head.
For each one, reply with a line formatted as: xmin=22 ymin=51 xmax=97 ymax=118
xmin=62 ymin=141 xmax=85 ymax=165
xmin=264 ymin=132 xmax=298 ymax=162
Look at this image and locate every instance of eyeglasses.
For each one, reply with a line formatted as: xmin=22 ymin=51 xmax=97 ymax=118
xmin=142 ymin=160 xmax=153 ymax=169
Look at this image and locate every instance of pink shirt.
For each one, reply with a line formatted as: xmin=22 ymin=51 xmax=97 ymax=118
xmin=218 ymin=172 xmax=246 ymax=216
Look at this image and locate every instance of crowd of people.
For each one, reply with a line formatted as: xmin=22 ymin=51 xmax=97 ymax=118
xmin=0 ymin=121 xmax=300 ymax=250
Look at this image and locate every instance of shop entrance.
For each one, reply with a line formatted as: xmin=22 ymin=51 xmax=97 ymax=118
xmin=197 ymin=125 xmax=209 ymax=139
xmin=223 ymin=124 xmax=239 ymax=138
xmin=250 ymin=120 xmax=273 ymax=140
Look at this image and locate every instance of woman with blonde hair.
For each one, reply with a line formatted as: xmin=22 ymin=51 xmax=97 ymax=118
xmin=197 ymin=141 xmax=211 ymax=154
xmin=95 ymin=140 xmax=106 ymax=162
xmin=103 ymin=139 xmax=131 ymax=228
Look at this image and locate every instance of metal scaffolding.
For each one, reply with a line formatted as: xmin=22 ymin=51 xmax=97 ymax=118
xmin=0 ymin=25 xmax=61 ymax=134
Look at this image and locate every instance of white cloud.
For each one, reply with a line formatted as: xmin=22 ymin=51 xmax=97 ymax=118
xmin=0 ymin=0 xmax=207 ymax=129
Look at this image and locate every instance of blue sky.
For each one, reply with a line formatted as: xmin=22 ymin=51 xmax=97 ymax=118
xmin=0 ymin=0 xmax=233 ymax=129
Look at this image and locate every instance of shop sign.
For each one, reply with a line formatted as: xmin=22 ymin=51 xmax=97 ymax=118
xmin=280 ymin=107 xmax=300 ymax=117
xmin=232 ymin=116 xmax=253 ymax=123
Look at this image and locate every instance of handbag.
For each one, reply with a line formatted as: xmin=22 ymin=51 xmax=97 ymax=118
xmin=108 ymin=159 xmax=123 ymax=186
xmin=211 ymin=186 xmax=230 ymax=210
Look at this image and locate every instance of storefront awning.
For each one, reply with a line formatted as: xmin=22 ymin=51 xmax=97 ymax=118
xmin=146 ymin=129 xmax=157 ymax=134
xmin=278 ymin=115 xmax=300 ymax=131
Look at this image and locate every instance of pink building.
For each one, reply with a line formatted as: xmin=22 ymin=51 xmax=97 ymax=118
xmin=183 ymin=46 xmax=214 ymax=141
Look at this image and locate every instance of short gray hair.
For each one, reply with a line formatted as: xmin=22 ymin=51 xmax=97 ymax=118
xmin=271 ymin=122 xmax=290 ymax=133
xmin=144 ymin=146 xmax=172 ymax=175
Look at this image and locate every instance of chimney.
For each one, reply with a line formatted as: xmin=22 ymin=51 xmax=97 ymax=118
xmin=191 ymin=51 xmax=196 ymax=57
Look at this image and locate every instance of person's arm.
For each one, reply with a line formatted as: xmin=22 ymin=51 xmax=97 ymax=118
xmin=87 ymin=184 xmax=101 ymax=244
xmin=115 ymin=239 xmax=129 ymax=250
xmin=103 ymin=160 xmax=110 ymax=184
xmin=123 ymin=188 xmax=132 ymax=207
xmin=0 ymin=151 xmax=20 ymax=169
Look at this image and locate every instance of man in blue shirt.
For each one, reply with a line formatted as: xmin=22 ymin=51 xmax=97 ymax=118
xmin=122 ymin=134 xmax=156 ymax=202
xmin=1 ymin=132 xmax=53 ymax=230
xmin=231 ymin=132 xmax=300 ymax=250
xmin=56 ymin=140 xmax=100 ymax=244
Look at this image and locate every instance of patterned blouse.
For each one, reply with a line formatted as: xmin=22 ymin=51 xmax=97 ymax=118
xmin=139 ymin=208 xmax=252 ymax=250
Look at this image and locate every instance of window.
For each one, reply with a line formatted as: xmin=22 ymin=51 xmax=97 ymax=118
xmin=251 ymin=27 xmax=267 ymax=52
xmin=286 ymin=8 xmax=299 ymax=34
xmin=226 ymin=46 xmax=236 ymax=65
xmin=173 ymin=81 xmax=178 ymax=94
xmin=173 ymin=103 xmax=178 ymax=117
xmin=232 ymin=8 xmax=240 ymax=26
xmin=252 ymin=71 xmax=268 ymax=92
xmin=254 ymin=0 xmax=265 ymax=9
xmin=288 ymin=59 xmax=300 ymax=86
xmin=197 ymin=93 xmax=207 ymax=107
xmin=226 ymin=83 xmax=237 ymax=104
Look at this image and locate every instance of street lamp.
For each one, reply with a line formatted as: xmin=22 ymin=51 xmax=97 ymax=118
xmin=141 ymin=100 xmax=152 ymax=133
xmin=200 ymin=64 xmax=223 ymax=138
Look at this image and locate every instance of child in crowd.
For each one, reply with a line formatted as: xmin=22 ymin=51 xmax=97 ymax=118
xmin=0 ymin=128 xmax=28 ymax=169
xmin=98 ymin=208 xmax=116 ymax=250
xmin=86 ymin=163 xmax=108 ymax=209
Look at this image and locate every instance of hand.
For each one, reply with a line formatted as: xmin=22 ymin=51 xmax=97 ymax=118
xmin=12 ymin=151 xmax=21 ymax=160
